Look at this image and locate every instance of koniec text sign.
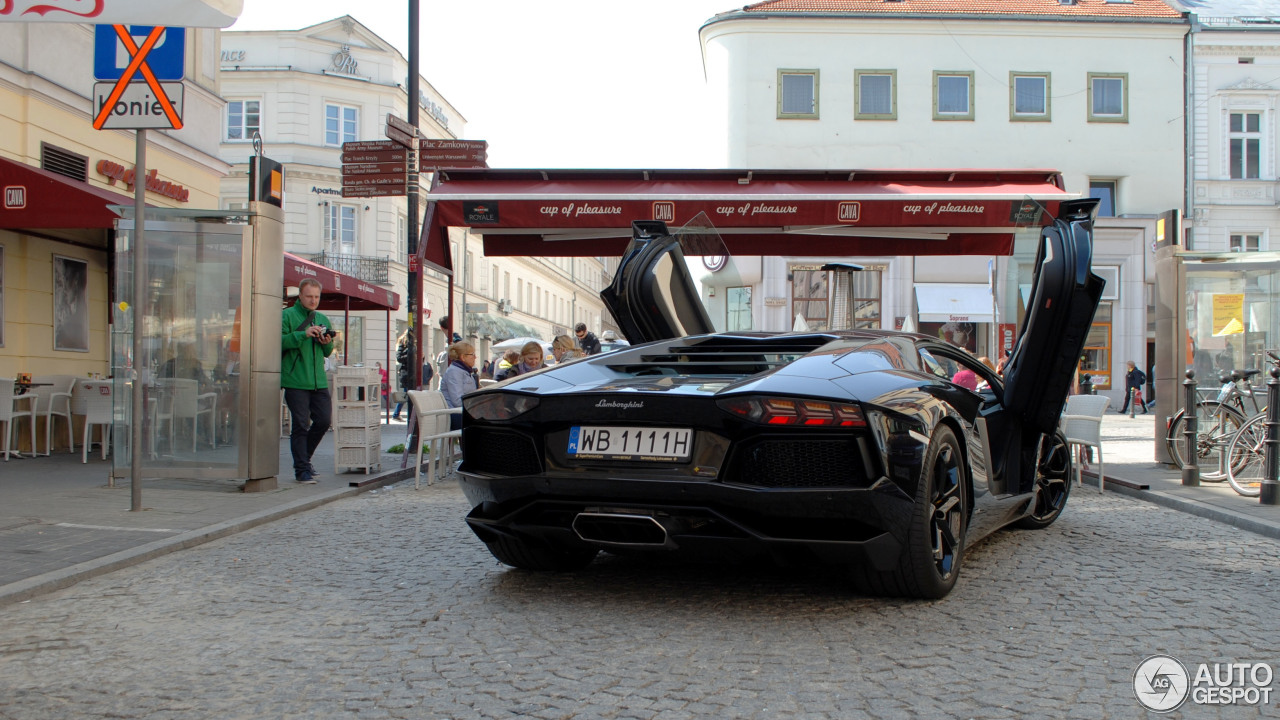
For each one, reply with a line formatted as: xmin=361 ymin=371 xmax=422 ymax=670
xmin=91 ymin=24 xmax=183 ymax=130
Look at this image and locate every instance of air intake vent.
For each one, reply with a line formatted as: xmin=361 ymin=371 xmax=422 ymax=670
xmin=40 ymin=143 xmax=89 ymax=182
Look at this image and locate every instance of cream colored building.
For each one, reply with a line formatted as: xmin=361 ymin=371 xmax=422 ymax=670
xmin=699 ymin=0 xmax=1188 ymax=400
xmin=217 ymin=16 xmax=612 ymax=373
xmin=0 ymin=21 xmax=228 ymax=380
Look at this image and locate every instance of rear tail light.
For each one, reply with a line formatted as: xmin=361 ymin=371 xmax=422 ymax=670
xmin=465 ymin=393 xmax=539 ymax=421
xmin=717 ymin=396 xmax=866 ymax=427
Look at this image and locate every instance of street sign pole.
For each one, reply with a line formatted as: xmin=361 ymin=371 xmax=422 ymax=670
xmin=130 ymin=129 xmax=146 ymax=511
xmin=408 ymin=0 xmax=422 ymax=396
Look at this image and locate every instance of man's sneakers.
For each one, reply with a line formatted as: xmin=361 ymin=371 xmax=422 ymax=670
xmin=295 ymin=470 xmax=317 ymax=485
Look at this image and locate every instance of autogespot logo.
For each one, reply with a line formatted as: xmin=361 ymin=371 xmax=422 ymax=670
xmin=1134 ymin=655 xmax=1190 ymax=712
xmin=1134 ymin=655 xmax=1276 ymax=713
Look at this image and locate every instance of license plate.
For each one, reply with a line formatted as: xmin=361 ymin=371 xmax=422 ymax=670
xmin=568 ymin=426 xmax=692 ymax=461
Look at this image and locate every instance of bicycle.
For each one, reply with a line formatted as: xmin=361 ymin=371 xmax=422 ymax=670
xmin=1223 ymin=350 xmax=1280 ymax=497
xmin=1165 ymin=366 xmax=1266 ymax=480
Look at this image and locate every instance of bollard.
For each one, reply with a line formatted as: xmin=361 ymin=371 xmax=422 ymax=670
xmin=1128 ymin=386 xmax=1137 ymax=419
xmin=1182 ymin=368 xmax=1200 ymax=487
xmin=1260 ymin=367 xmax=1280 ymax=505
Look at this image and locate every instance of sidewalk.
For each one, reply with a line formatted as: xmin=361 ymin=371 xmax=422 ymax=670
xmin=2 ymin=413 xmax=1278 ymax=607
xmin=1080 ymin=411 xmax=1280 ymax=540
xmin=0 ymin=416 xmax=423 ymax=607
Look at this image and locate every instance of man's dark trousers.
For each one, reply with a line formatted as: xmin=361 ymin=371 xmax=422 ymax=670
xmin=285 ymin=387 xmax=331 ymax=476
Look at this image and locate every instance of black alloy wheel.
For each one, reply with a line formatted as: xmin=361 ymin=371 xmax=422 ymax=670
xmin=855 ymin=426 xmax=968 ymax=599
xmin=1015 ymin=431 xmax=1073 ymax=530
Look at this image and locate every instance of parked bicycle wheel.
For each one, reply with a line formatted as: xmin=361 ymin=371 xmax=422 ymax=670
xmin=1225 ymin=414 xmax=1268 ymax=497
xmin=1165 ymin=401 xmax=1246 ymax=481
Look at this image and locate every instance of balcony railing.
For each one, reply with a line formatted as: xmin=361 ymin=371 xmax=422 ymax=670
xmin=303 ymin=251 xmax=390 ymax=284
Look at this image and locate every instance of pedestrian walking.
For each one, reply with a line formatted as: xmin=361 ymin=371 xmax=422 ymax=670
xmin=391 ymin=329 xmax=413 ymax=421
xmin=1118 ymin=360 xmax=1147 ymax=414
xmin=281 ymin=278 xmax=336 ymax=484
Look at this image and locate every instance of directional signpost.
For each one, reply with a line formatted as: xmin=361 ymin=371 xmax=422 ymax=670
xmin=420 ymin=139 xmax=488 ymax=170
xmin=341 ymin=139 xmax=410 ymax=198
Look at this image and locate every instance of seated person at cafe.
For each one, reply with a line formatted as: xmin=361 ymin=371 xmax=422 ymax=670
xmin=161 ymin=344 xmax=206 ymax=383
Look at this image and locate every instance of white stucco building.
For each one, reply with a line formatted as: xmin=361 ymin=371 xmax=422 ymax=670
xmin=699 ymin=0 xmax=1189 ymax=400
xmin=1182 ymin=1 xmax=1280 ymax=253
xmin=217 ymin=16 xmax=612 ymax=374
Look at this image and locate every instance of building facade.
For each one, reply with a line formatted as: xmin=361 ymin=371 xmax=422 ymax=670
xmin=218 ymin=16 xmax=612 ymax=373
xmin=0 ymin=21 xmax=228 ymax=380
xmin=699 ymin=0 xmax=1188 ymax=402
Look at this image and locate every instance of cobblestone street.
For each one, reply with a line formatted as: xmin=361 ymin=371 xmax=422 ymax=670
xmin=0 ymin=479 xmax=1277 ymax=719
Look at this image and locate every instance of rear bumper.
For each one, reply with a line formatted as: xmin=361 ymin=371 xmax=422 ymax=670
xmin=457 ymin=471 xmax=915 ymax=570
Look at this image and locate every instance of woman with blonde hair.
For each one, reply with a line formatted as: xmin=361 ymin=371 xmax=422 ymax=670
xmin=552 ymin=334 xmax=583 ymax=363
xmin=509 ymin=341 xmax=546 ymax=378
xmin=441 ymin=341 xmax=478 ymax=430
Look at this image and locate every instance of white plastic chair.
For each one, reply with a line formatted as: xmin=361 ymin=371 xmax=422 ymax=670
xmin=156 ymin=379 xmax=218 ymax=452
xmin=1060 ymin=394 xmax=1111 ymax=493
xmin=1 ymin=378 xmax=37 ymax=461
xmin=72 ymin=380 xmax=113 ymax=463
xmin=31 ymin=375 xmax=75 ymax=456
xmin=407 ymin=389 xmax=462 ymax=489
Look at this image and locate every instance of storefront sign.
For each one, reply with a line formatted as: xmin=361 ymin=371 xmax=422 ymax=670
xmin=4 ymin=185 xmax=26 ymax=209
xmin=95 ymin=160 xmax=190 ymax=202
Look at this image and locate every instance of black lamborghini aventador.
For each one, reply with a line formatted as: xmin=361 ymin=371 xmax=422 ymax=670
xmin=456 ymin=199 xmax=1105 ymax=599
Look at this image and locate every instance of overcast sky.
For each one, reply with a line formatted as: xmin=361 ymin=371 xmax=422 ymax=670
xmin=230 ymin=0 xmax=734 ymax=169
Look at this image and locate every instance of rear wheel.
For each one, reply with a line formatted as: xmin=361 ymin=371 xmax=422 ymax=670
xmin=486 ymin=535 xmax=599 ymax=571
xmin=855 ymin=426 xmax=968 ymax=599
xmin=1014 ymin=431 xmax=1073 ymax=530
xmin=1165 ymin=402 xmax=1245 ymax=480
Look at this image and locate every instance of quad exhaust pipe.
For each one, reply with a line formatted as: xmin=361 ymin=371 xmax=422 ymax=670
xmin=572 ymin=512 xmax=671 ymax=547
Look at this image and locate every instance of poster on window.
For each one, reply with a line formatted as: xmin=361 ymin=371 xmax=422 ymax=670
xmin=0 ymin=245 xmax=4 ymax=348
xmin=53 ymin=255 xmax=89 ymax=352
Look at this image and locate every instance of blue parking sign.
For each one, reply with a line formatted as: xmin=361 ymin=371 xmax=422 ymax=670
xmin=93 ymin=25 xmax=185 ymax=82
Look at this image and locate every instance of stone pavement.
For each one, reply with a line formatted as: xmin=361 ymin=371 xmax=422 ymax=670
xmin=1 ymin=411 xmax=1278 ymax=608
xmin=0 ymin=415 xmax=424 ymax=607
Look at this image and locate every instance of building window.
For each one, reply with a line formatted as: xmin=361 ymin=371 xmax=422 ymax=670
xmin=226 ymin=99 xmax=260 ymax=141
xmin=1088 ymin=73 xmax=1127 ymax=122
xmin=325 ymin=103 xmax=358 ymax=146
xmin=777 ymin=69 xmax=819 ymax=119
xmin=1090 ymin=180 xmax=1117 ymax=217
xmin=1229 ymin=111 xmax=1262 ymax=180
xmin=855 ymin=70 xmax=896 ymax=120
xmin=492 ymin=267 xmax=499 ymax=299
xmin=1081 ymin=303 xmax=1112 ymax=390
xmin=517 ymin=278 xmax=523 ymax=310
xmin=726 ymin=286 xmax=752 ymax=331
xmin=1010 ymin=73 xmax=1050 ymax=121
xmin=326 ymin=204 xmax=356 ymax=254
xmin=1230 ymin=233 xmax=1262 ymax=252
xmin=846 ymin=271 xmax=882 ymax=329
xmin=791 ymin=268 xmax=828 ymax=328
xmin=933 ymin=71 xmax=974 ymax=121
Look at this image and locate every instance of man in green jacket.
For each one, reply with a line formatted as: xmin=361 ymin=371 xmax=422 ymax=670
xmin=282 ymin=278 xmax=336 ymax=483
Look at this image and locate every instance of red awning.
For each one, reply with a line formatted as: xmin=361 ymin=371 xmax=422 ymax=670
xmin=0 ymin=156 xmax=137 ymax=229
xmin=418 ymin=168 xmax=1072 ymax=271
xmin=283 ymin=252 xmax=400 ymax=311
